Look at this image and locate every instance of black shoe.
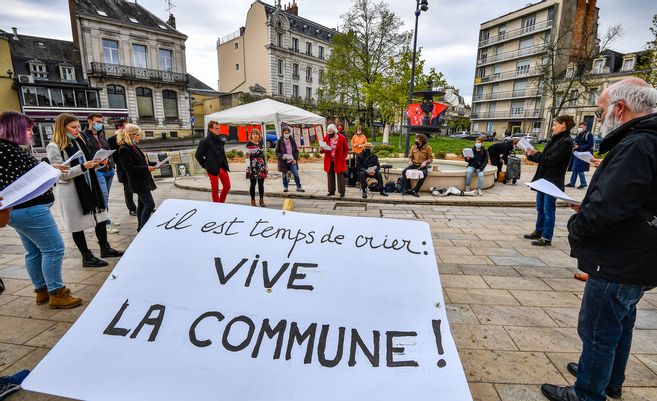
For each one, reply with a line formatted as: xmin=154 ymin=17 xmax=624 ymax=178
xmin=532 ymin=238 xmax=552 ymax=246
xmin=565 ymin=183 xmax=575 ymax=188
xmin=362 ymin=192 xmax=367 ymax=199
xmin=100 ymin=247 xmax=124 ymax=258
xmin=339 ymin=193 xmax=345 ymax=198
xmin=411 ymin=190 xmax=420 ymax=198
xmin=523 ymin=231 xmax=542 ymax=239
xmin=296 ymin=188 xmax=305 ymax=192
xmin=283 ymin=188 xmax=289 ymax=193
xmin=129 ymin=210 xmax=137 ymax=216
xmin=540 ymin=384 xmax=580 ymax=401
xmin=566 ymin=363 xmax=622 ymax=399
xmin=380 ymin=191 xmax=389 ymax=197
xmin=83 ymin=255 xmax=109 ymax=268
xmin=327 ymin=192 xmax=335 ymax=196
xmin=577 ymin=185 xmax=587 ymax=189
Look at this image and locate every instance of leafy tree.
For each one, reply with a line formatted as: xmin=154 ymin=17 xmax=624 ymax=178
xmin=638 ymin=14 xmax=657 ymax=87
xmin=447 ymin=116 xmax=471 ymax=132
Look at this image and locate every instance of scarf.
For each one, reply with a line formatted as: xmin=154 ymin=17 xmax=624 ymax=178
xmin=63 ymin=136 xmax=106 ymax=215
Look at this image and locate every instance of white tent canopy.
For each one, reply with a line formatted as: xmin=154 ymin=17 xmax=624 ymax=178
xmin=203 ymin=98 xmax=326 ymax=140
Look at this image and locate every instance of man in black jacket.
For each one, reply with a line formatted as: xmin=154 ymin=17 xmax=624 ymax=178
xmin=195 ymin=121 xmax=231 ymax=203
xmin=541 ymin=78 xmax=657 ymax=401
xmin=355 ymin=143 xmax=388 ymax=199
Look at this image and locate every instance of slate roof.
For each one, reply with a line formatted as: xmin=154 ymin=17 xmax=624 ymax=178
xmin=187 ymin=74 xmax=222 ymax=95
xmin=598 ymin=49 xmax=649 ymax=74
xmin=74 ymin=0 xmax=186 ymax=39
xmin=260 ymin=1 xmax=336 ymax=43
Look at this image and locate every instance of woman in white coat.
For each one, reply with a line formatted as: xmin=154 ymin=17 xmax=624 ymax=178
xmin=46 ymin=113 xmax=123 ymax=267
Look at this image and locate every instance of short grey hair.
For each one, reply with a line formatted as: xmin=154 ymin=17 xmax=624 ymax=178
xmin=326 ymin=123 xmax=338 ymax=133
xmin=606 ymin=80 xmax=657 ymax=114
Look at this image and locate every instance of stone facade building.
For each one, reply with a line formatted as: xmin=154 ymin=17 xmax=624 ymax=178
xmin=217 ymin=0 xmax=335 ymax=104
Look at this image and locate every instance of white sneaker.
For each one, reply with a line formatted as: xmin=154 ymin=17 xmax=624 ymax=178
xmin=107 ymin=225 xmax=120 ymax=234
xmin=477 ymin=189 xmax=483 ymax=195
xmin=111 ymin=221 xmax=121 ymax=227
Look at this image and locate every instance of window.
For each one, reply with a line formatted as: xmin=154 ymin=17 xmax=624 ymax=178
xmin=234 ymin=42 xmax=239 ymax=50
xmin=480 ymin=30 xmax=489 ymax=42
xmin=516 ymin=59 xmax=531 ymax=75
xmin=97 ymin=10 xmax=107 ymax=16
xmin=476 ymin=67 xmax=486 ymax=78
xmin=565 ymin=66 xmax=575 ymax=78
xmin=513 ymin=79 xmax=528 ymax=96
xmin=319 ymin=69 xmax=324 ymax=84
xmin=510 ymin=101 xmax=524 ymax=115
xmin=568 ymin=90 xmax=578 ymax=107
xmin=278 ymin=81 xmax=284 ymax=96
xmin=521 ymin=15 xmax=536 ymax=34
xmin=519 ymin=37 xmax=533 ymax=49
xmin=277 ymin=32 xmax=283 ymax=47
xmin=159 ymin=49 xmax=173 ymax=71
xmin=86 ymin=90 xmax=99 ymax=108
xmin=170 ymin=131 xmax=178 ymax=138
xmin=133 ymin=44 xmax=148 ymax=68
xmin=145 ymin=131 xmax=154 ymax=138
xmin=306 ymin=42 xmax=312 ymax=56
xmin=128 ymin=17 xmax=139 ymax=24
xmin=162 ymin=90 xmax=179 ymax=121
xmin=319 ymin=46 xmax=324 ymax=60
xmin=547 ymin=7 xmax=555 ymax=21
xmin=306 ymin=66 xmax=312 ymax=81
xmin=317 ymin=88 xmax=323 ymax=101
xmin=75 ymin=89 xmax=87 ymax=107
xmin=136 ymin=87 xmax=154 ymax=119
xmin=588 ymin=88 xmax=600 ymax=106
xmin=22 ymin=87 xmax=37 ymax=106
xmin=36 ymin=87 xmax=50 ymax=106
xmin=496 ymin=44 xmax=504 ymax=55
xmin=479 ymin=49 xmax=487 ymax=64
xmin=102 ymin=39 xmax=120 ymax=64
xmin=498 ymin=25 xmax=506 ymax=39
xmin=292 ymin=84 xmax=299 ymax=98
xmin=593 ymin=59 xmax=604 ymax=74
xmin=306 ymin=87 xmax=312 ymax=100
xmin=532 ymin=121 xmax=542 ymax=130
xmin=29 ymin=62 xmax=47 ymax=78
xmin=235 ymin=63 xmax=240 ymax=71
xmin=493 ymin=65 xmax=502 ymax=78
xmin=50 ymin=89 xmax=64 ymax=107
xmin=277 ymin=59 xmax=283 ymax=75
xmin=292 ymin=37 xmax=299 ymax=52
xmin=292 ymin=63 xmax=299 ymax=79
xmin=622 ymin=58 xmax=635 ymax=71
xmin=106 ymin=84 xmax=126 ymax=109
xmin=62 ymin=88 xmax=75 ymax=107
xmin=60 ymin=66 xmax=75 ymax=81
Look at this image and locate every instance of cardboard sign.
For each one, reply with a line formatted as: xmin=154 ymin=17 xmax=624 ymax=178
xmin=22 ymin=200 xmax=472 ymax=401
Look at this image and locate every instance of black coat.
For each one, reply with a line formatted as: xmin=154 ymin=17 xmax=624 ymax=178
xmin=196 ymin=134 xmax=229 ymax=175
xmin=466 ymin=147 xmax=488 ymax=170
xmin=118 ymin=144 xmax=156 ymax=193
xmin=568 ymin=113 xmax=657 ymax=286
xmin=107 ymin=134 xmax=126 ymax=182
xmin=274 ymin=136 xmax=299 ymax=173
xmin=355 ymin=151 xmax=380 ymax=173
xmin=527 ymin=131 xmax=573 ymax=191
xmin=83 ymin=129 xmax=114 ymax=171
xmin=488 ymin=141 xmax=514 ymax=165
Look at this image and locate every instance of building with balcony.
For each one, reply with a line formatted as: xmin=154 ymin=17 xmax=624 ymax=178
xmin=544 ymin=49 xmax=653 ymax=134
xmin=470 ymin=0 xmax=598 ymax=137
xmin=217 ymin=0 xmax=335 ymax=105
xmin=6 ymin=29 xmax=128 ymax=150
xmin=70 ymin=0 xmax=193 ymax=139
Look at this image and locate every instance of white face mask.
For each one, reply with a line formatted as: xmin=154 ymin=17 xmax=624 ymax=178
xmin=284 ymin=133 xmax=290 ymax=139
xmin=577 ymin=127 xmax=583 ymax=134
xmin=600 ymin=103 xmax=622 ymax=138
xmin=475 ymin=143 xmax=482 ymax=149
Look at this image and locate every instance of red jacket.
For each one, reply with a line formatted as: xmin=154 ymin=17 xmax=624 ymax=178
xmin=322 ymin=133 xmax=349 ymax=173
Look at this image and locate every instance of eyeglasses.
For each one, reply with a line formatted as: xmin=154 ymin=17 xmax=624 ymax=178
xmin=595 ymin=100 xmax=620 ymax=119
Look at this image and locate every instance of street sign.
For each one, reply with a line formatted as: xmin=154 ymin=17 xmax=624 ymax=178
xmin=190 ymin=116 xmax=196 ymax=125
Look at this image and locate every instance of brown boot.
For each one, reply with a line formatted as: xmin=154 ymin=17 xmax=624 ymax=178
xmin=35 ymin=287 xmax=49 ymax=305
xmin=260 ymin=198 xmax=266 ymax=207
xmin=251 ymin=199 xmax=257 ymax=207
xmin=48 ymin=287 xmax=82 ymax=309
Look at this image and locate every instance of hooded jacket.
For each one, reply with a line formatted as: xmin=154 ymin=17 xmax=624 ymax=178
xmin=568 ymin=113 xmax=657 ymax=286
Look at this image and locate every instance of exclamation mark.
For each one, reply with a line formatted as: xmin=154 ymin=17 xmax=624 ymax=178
xmin=432 ymin=319 xmax=447 ymax=368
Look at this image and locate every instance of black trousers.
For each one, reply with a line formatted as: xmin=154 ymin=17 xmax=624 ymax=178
xmin=122 ymin=181 xmax=136 ymax=212
xmin=250 ymin=178 xmax=265 ymax=200
xmin=358 ymin=171 xmax=383 ymax=191
xmin=401 ymin=165 xmax=428 ymax=192
xmin=72 ymin=222 xmax=110 ymax=258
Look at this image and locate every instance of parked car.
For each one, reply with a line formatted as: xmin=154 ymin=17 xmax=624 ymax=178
xmin=265 ymin=131 xmax=277 ymax=148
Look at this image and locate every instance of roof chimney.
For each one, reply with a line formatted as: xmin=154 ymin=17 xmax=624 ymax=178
xmin=11 ymin=27 xmax=19 ymax=40
xmin=167 ymin=14 xmax=176 ymax=29
xmin=287 ymin=0 xmax=298 ymax=16
xmin=68 ymin=0 xmax=80 ymax=48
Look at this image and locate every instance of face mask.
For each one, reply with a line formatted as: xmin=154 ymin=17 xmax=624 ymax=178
xmin=600 ymin=103 xmax=622 ymax=137
xmin=329 ymin=132 xmax=335 ymax=137
xmin=363 ymin=148 xmax=371 ymax=154
xmin=66 ymin=132 xmax=77 ymax=140
xmin=357 ymin=132 xmax=362 ymax=136
xmin=415 ymin=141 xmax=421 ymax=147
xmin=93 ymin=122 xmax=103 ymax=132
xmin=577 ymin=127 xmax=583 ymax=134
xmin=284 ymin=133 xmax=291 ymax=139
xmin=475 ymin=143 xmax=482 ymax=149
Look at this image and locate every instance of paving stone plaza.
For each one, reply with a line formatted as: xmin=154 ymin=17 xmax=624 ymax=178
xmin=1 ymin=165 xmax=656 ymax=401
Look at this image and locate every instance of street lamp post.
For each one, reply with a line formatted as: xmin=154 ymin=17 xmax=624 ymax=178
xmin=404 ymin=0 xmax=429 ymax=157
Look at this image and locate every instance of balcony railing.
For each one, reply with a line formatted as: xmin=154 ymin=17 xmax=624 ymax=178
xmin=475 ymin=66 xmax=543 ymax=85
xmin=473 ymin=88 xmax=541 ymax=102
xmin=477 ymin=45 xmax=547 ymax=66
xmin=479 ymin=19 xmax=553 ymax=48
xmin=470 ymin=109 xmax=541 ymax=120
xmin=89 ymin=62 xmax=188 ymax=85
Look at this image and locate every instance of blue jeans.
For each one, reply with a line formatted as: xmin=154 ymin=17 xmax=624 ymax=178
xmin=8 ymin=204 xmax=65 ymax=292
xmin=570 ymin=170 xmax=587 ymax=186
xmin=282 ymin=163 xmax=302 ymax=189
xmin=96 ymin=169 xmax=115 ymax=224
xmin=465 ymin=166 xmax=484 ymax=190
xmin=136 ymin=191 xmax=155 ymax=231
xmin=575 ymin=276 xmax=647 ymax=401
xmin=535 ymin=191 xmax=556 ymax=241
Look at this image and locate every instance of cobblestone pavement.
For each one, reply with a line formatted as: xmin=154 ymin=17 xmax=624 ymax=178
xmin=1 ymin=178 xmax=655 ymax=401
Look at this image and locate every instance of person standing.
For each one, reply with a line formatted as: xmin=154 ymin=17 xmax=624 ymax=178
xmin=464 ymin=136 xmax=489 ymax=195
xmin=565 ymin=122 xmax=595 ymax=189
xmin=355 ymin=142 xmax=388 ymax=199
xmin=0 ymin=111 xmax=81 ymax=308
xmin=275 ymin=127 xmax=304 ymax=193
xmin=540 ymin=79 xmax=657 ymax=401
xmin=46 ymin=113 xmax=123 ymax=268
xmin=83 ymin=113 xmax=119 ymax=233
xmin=117 ymin=124 xmax=157 ymax=232
xmin=107 ymin=118 xmax=136 ymax=216
xmin=523 ymin=115 xmax=574 ymax=246
xmin=322 ymin=124 xmax=349 ymax=198
xmin=350 ymin=127 xmax=367 ymax=155
xmin=195 ymin=120 xmax=231 ymax=203
xmin=245 ymin=129 xmax=268 ymax=207
xmin=401 ymin=133 xmax=433 ymax=197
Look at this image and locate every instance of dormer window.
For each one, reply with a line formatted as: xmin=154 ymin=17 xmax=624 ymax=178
xmin=566 ymin=66 xmax=575 ymax=78
xmin=593 ymin=59 xmax=605 ymax=74
xmin=128 ymin=17 xmax=139 ymax=24
xmin=28 ymin=61 xmax=47 ymax=79
xmin=59 ymin=65 xmax=75 ymax=81
xmin=622 ymin=58 xmax=635 ymax=72
xmin=97 ymin=10 xmax=107 ymax=16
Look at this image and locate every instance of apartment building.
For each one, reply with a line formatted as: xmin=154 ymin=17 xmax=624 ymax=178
xmin=217 ymin=0 xmax=335 ymax=104
xmin=471 ymin=0 xmax=597 ymax=137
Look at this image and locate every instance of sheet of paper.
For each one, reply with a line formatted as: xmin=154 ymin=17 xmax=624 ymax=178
xmin=282 ymin=154 xmax=294 ymax=161
xmin=462 ymin=148 xmax=474 ymax=158
xmin=574 ymin=151 xmax=594 ymax=164
xmin=154 ymin=157 xmax=171 ymax=169
xmin=366 ymin=166 xmax=377 ymax=174
xmin=0 ymin=162 xmax=61 ymax=210
xmin=526 ymin=178 xmax=580 ymax=205
xmin=61 ymin=150 xmax=84 ymax=166
xmin=93 ymin=149 xmax=115 ymax=161
xmin=319 ymin=141 xmax=332 ymax=151
xmin=517 ymin=137 xmax=535 ymax=152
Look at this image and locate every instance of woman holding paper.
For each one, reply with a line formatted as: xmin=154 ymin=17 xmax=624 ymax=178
xmin=322 ymin=124 xmax=349 ymax=197
xmin=565 ymin=122 xmax=594 ymax=189
xmin=274 ymin=127 xmax=304 ymax=193
xmin=0 ymin=111 xmax=81 ymax=309
xmin=524 ymin=115 xmax=575 ymax=246
xmin=246 ymin=129 xmax=268 ymax=207
xmin=117 ymin=124 xmax=158 ymax=231
xmin=47 ymin=113 xmax=124 ymax=268
xmin=464 ymin=136 xmax=489 ymax=195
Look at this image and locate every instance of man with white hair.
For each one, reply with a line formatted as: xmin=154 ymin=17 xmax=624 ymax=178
xmin=541 ymin=77 xmax=657 ymax=401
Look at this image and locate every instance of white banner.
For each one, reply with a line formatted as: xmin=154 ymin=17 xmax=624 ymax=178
xmin=22 ymin=199 xmax=472 ymax=401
